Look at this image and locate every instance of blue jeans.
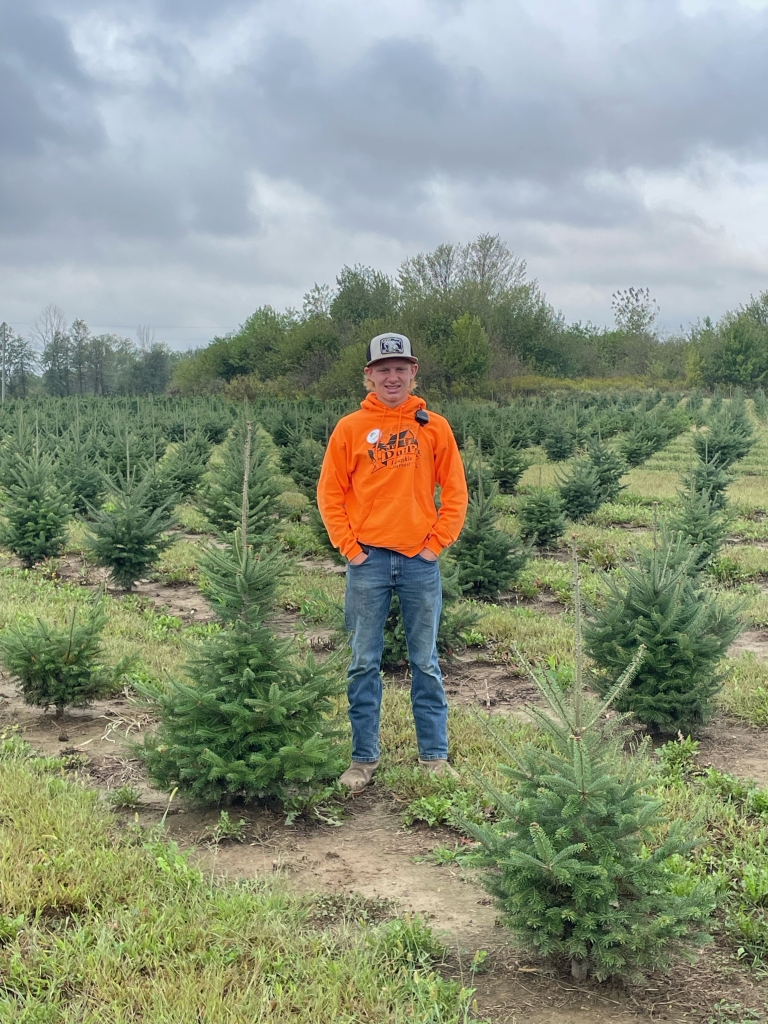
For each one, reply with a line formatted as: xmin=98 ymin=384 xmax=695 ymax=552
xmin=344 ymin=546 xmax=447 ymax=763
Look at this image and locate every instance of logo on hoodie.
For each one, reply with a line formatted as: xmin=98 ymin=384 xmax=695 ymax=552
xmin=368 ymin=428 xmax=420 ymax=473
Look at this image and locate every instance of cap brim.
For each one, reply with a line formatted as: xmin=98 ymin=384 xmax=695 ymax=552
xmin=366 ymin=355 xmax=418 ymax=367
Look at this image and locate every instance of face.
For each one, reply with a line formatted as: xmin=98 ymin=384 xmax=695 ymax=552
xmin=364 ymin=359 xmax=418 ymax=408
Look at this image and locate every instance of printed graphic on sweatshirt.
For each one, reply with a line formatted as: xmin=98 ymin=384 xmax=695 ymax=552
xmin=368 ymin=428 xmax=420 ymax=472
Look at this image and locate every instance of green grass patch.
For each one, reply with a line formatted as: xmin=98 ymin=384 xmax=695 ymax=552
xmin=718 ymin=653 xmax=768 ymax=726
xmin=0 ymin=749 xmax=484 ymax=1023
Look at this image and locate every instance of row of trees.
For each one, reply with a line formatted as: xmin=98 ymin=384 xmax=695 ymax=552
xmin=170 ymin=234 xmax=768 ymax=398
xmin=0 ymin=306 xmax=174 ymax=399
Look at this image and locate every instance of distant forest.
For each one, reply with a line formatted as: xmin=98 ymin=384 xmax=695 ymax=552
xmin=5 ymin=235 xmax=767 ymax=400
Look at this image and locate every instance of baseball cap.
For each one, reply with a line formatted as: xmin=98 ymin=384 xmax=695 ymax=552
xmin=366 ymin=333 xmax=417 ymax=366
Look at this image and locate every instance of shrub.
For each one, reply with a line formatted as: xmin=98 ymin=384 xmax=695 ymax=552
xmin=86 ymin=471 xmax=176 ymax=590
xmin=461 ymin=560 xmax=716 ymax=982
xmin=0 ymin=451 xmax=71 ymax=567
xmin=584 ymin=532 xmax=742 ymax=733
xmin=0 ymin=606 xmax=133 ymax=719
xmin=518 ymin=490 xmax=565 ymax=549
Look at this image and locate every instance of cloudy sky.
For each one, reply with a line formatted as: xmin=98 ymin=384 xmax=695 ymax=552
xmin=3 ymin=0 xmax=768 ymax=349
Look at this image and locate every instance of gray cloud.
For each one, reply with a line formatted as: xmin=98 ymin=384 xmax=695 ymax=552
xmin=2 ymin=0 xmax=768 ymax=343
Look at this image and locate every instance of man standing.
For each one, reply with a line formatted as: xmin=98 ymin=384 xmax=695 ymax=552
xmin=317 ymin=333 xmax=468 ymax=794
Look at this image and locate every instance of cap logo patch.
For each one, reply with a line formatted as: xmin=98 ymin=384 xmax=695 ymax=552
xmin=379 ymin=336 xmax=404 ymax=355
xmin=367 ymin=428 xmax=381 ymax=444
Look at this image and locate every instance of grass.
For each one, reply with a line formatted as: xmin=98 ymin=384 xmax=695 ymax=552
xmin=475 ymin=603 xmax=574 ymax=664
xmin=0 ymin=745 xmax=484 ymax=1024
xmin=153 ymin=538 xmax=202 ymax=584
xmin=719 ymin=653 xmax=768 ymax=726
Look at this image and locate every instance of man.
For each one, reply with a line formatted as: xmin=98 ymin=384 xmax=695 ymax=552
xmin=317 ymin=332 xmax=468 ymax=794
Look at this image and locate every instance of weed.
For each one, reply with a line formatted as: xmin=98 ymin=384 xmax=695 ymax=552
xmin=204 ymin=810 xmax=248 ymax=844
xmin=106 ymin=785 xmax=143 ymax=809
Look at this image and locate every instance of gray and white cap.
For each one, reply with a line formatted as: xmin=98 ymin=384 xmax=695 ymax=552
xmin=366 ymin=333 xmax=417 ymax=367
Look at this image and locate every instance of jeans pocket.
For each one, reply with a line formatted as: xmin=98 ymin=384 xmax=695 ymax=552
xmin=415 ymin=552 xmax=438 ymax=564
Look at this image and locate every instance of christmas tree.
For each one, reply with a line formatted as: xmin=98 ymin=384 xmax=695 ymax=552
xmin=557 ymin=458 xmax=603 ymax=521
xmin=586 ymin=438 xmax=625 ymax=503
xmin=461 ymin=557 xmax=715 ymax=982
xmin=0 ymin=605 xmax=134 ymax=719
xmin=0 ymin=449 xmax=71 ymax=567
xmin=668 ymin=483 xmax=729 ymax=573
xmin=138 ymin=424 xmax=345 ymax=807
xmin=490 ymin=435 xmax=529 ymax=494
xmin=693 ymin=407 xmax=754 ymax=469
xmin=584 ymin=531 xmax=742 ymax=733
xmin=681 ymin=450 xmax=732 ymax=512
xmin=86 ymin=469 xmax=176 ymax=590
xmin=201 ymin=417 xmax=284 ymax=538
xmin=518 ymin=489 xmax=565 ymax=549
xmin=453 ymin=477 xmax=528 ymax=599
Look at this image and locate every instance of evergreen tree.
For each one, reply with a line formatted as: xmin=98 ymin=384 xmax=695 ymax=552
xmin=86 ymin=470 xmax=176 ymax=590
xmin=138 ymin=426 xmax=344 ymax=807
xmin=0 ymin=450 xmax=71 ymax=566
xmin=681 ymin=451 xmax=732 ymax=512
xmin=693 ymin=408 xmax=754 ymax=469
xmin=557 ymin=458 xmax=603 ymax=521
xmin=283 ymin=437 xmax=325 ymax=499
xmin=584 ymin=532 xmax=742 ymax=733
xmin=518 ymin=490 xmax=565 ymax=549
xmin=586 ymin=438 xmax=625 ymax=503
xmin=542 ymin=423 xmax=575 ymax=462
xmin=490 ymin=435 xmax=529 ymax=494
xmin=668 ymin=484 xmax=729 ymax=573
xmin=201 ymin=420 xmax=283 ymax=537
xmin=58 ymin=432 xmax=104 ymax=515
xmin=461 ymin=559 xmax=715 ymax=982
xmin=160 ymin=433 xmax=210 ymax=499
xmin=453 ymin=476 xmax=528 ymax=599
xmin=0 ymin=605 xmax=134 ymax=719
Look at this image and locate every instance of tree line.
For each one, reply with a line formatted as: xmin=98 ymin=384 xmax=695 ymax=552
xmin=170 ymin=234 xmax=768 ymax=398
xmin=0 ymin=305 xmax=175 ymax=399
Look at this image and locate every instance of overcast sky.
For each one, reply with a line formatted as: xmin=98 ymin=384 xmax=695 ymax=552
xmin=2 ymin=0 xmax=768 ymax=350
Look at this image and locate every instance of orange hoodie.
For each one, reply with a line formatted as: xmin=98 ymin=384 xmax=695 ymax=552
xmin=317 ymin=393 xmax=468 ymax=560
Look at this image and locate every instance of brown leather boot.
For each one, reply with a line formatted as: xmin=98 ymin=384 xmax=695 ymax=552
xmin=339 ymin=761 xmax=379 ymax=794
xmin=419 ymin=759 xmax=458 ymax=779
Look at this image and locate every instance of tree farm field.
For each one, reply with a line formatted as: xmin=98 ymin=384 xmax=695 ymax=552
xmin=1 ymin=391 xmax=768 ymax=1024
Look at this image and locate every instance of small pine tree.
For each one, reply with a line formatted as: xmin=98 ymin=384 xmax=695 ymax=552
xmin=0 ymin=605 xmax=133 ymax=719
xmin=284 ymin=437 xmax=325 ymax=499
xmin=753 ymin=388 xmax=767 ymax=421
xmin=557 ymin=458 xmax=603 ymax=521
xmin=201 ymin=420 xmax=284 ymax=538
xmin=668 ymin=484 xmax=729 ymax=572
xmin=681 ymin=451 xmax=732 ymax=512
xmin=138 ymin=426 xmax=344 ymax=807
xmin=586 ymin=438 xmax=625 ymax=503
xmin=584 ymin=531 xmax=742 ymax=733
xmin=490 ymin=436 xmax=529 ymax=494
xmin=453 ymin=474 xmax=528 ymax=599
xmin=460 ymin=559 xmax=716 ymax=982
xmin=86 ymin=470 xmax=176 ymax=590
xmin=518 ymin=490 xmax=565 ymax=549
xmin=542 ymin=424 xmax=575 ymax=462
xmin=161 ymin=433 xmax=210 ymax=499
xmin=0 ymin=450 xmax=71 ymax=567
xmin=693 ymin=408 xmax=754 ymax=469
